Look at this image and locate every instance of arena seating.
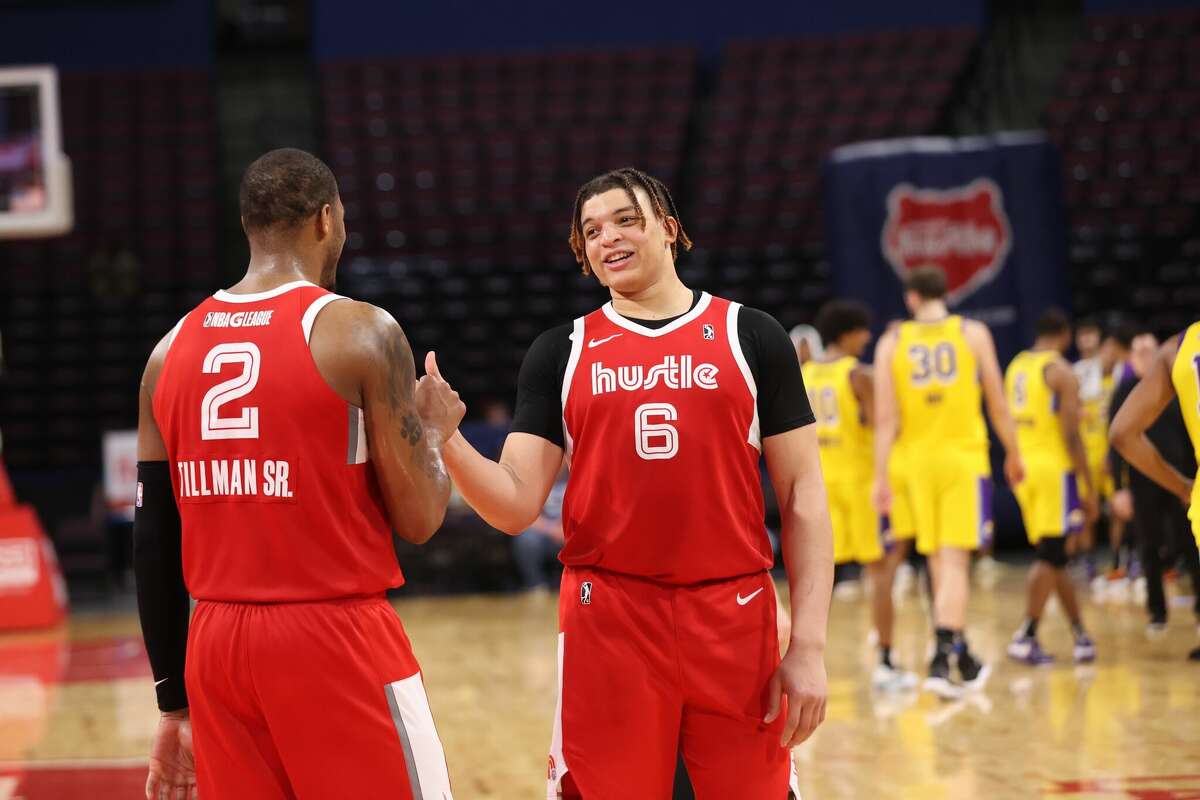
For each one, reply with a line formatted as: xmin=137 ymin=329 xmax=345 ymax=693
xmin=1044 ymin=8 xmax=1200 ymax=335
xmin=0 ymin=68 xmax=219 ymax=469
xmin=675 ymin=28 xmax=976 ymax=327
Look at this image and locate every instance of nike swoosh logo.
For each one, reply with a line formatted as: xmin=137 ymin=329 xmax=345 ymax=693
xmin=736 ymin=588 xmax=765 ymax=606
xmin=154 ymin=678 xmax=169 ymax=687
xmin=587 ymin=333 xmax=622 ymax=348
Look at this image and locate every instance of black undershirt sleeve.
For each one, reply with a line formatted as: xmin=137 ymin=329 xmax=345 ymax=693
xmin=133 ymin=460 xmax=190 ymax=712
xmin=738 ymin=306 xmax=816 ymax=437
xmin=510 ymin=323 xmax=574 ymax=450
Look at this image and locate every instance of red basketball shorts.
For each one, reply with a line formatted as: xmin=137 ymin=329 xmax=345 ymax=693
xmin=186 ymin=596 xmax=453 ymax=799
xmin=548 ymin=567 xmax=800 ymax=799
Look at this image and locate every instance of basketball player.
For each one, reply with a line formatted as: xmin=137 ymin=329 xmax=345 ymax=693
xmin=1072 ymin=318 xmax=1110 ymax=578
xmin=1004 ymin=310 xmax=1098 ymax=665
xmin=134 ymin=148 xmax=463 ymax=800
xmin=872 ymin=266 xmax=1024 ymax=699
xmin=434 ymin=168 xmax=832 ymax=797
xmin=1110 ymin=324 xmax=1200 ymax=661
xmin=804 ymin=300 xmax=916 ymax=690
xmin=1100 ymin=324 xmax=1136 ymax=581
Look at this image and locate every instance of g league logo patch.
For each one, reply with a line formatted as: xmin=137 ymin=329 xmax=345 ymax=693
xmin=702 ymin=323 xmax=715 ymax=341
xmin=580 ymin=581 xmax=593 ymax=605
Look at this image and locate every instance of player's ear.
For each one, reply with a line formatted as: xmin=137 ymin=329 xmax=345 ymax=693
xmin=661 ymin=215 xmax=678 ymax=246
xmin=316 ymin=203 xmax=333 ymax=239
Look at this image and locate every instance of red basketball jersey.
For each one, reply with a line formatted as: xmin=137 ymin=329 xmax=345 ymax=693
xmin=153 ymin=281 xmax=400 ymax=602
xmin=560 ymin=292 xmax=770 ymax=584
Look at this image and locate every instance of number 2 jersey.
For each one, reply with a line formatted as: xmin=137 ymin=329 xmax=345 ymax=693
xmin=152 ymin=281 xmax=400 ymax=602
xmin=553 ymin=292 xmax=808 ymax=584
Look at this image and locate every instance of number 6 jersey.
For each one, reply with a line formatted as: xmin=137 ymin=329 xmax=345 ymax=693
xmin=559 ymin=292 xmax=772 ymax=584
xmin=152 ymin=281 xmax=400 ymax=602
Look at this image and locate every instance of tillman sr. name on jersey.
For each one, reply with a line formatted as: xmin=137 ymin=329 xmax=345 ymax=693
xmin=202 ymin=310 xmax=275 ymax=329
xmin=591 ymin=355 xmax=719 ymax=396
xmin=176 ymin=458 xmax=294 ymax=500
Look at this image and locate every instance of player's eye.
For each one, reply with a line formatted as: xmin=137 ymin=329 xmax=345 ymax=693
xmin=585 ymin=227 xmax=598 ymax=239
xmin=619 ymin=215 xmax=637 ymax=224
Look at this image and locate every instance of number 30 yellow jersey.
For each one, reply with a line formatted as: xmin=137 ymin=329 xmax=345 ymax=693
xmin=892 ymin=316 xmax=988 ymax=460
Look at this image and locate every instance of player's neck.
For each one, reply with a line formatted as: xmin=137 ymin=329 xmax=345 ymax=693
xmin=1031 ymin=338 xmax=1059 ymax=353
xmin=609 ymin=273 xmax=693 ymax=321
xmin=231 ymin=251 xmax=321 ymax=294
xmin=824 ymin=345 xmax=849 ymax=361
xmin=913 ymin=301 xmax=949 ymax=322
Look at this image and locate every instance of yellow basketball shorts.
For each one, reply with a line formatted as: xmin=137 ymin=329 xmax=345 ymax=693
xmin=1014 ymin=461 xmax=1084 ymax=544
xmin=826 ymin=476 xmax=884 ymax=565
xmin=902 ymin=457 xmax=993 ymax=556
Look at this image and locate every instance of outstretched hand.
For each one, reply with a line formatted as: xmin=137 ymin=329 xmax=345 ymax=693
xmin=415 ymin=351 xmax=466 ymax=440
xmin=146 ymin=710 xmax=197 ymax=800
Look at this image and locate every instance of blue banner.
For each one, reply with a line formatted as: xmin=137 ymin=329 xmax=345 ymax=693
xmin=822 ymin=133 xmax=1071 ymax=364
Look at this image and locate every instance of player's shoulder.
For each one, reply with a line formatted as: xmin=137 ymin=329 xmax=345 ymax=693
xmin=729 ymin=303 xmax=789 ymax=340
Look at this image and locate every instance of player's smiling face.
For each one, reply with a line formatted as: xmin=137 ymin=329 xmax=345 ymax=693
xmin=580 ymin=187 xmax=677 ymax=293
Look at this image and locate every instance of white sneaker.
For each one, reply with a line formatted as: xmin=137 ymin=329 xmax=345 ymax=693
xmin=872 ymin=663 xmax=919 ymax=692
xmin=1146 ymin=621 xmax=1168 ymax=640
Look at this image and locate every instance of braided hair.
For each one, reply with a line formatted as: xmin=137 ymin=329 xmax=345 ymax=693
xmin=568 ymin=167 xmax=693 ymax=275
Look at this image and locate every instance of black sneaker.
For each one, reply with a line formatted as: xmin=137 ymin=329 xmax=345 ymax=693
xmin=1188 ymin=646 xmax=1200 ymax=662
xmin=923 ymin=654 xmax=963 ymax=700
xmin=956 ymin=649 xmax=992 ymax=691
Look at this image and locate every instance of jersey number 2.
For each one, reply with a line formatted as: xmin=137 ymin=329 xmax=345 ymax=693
xmin=201 ymin=342 xmax=261 ymax=440
xmin=635 ymin=403 xmax=678 ymax=460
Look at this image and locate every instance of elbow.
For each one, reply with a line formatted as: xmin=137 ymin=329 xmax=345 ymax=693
xmin=394 ymin=506 xmax=447 ymax=546
xmin=496 ymin=508 xmax=540 ymax=536
xmin=1108 ymin=418 xmax=1131 ymax=452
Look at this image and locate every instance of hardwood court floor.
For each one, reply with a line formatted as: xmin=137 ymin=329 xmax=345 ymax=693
xmin=3 ymin=565 xmax=1200 ymax=799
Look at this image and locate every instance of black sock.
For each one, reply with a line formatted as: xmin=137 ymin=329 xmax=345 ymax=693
xmin=935 ymin=627 xmax=955 ymax=656
xmin=1071 ymin=622 xmax=1087 ymax=639
xmin=1022 ymin=618 xmax=1039 ymax=638
xmin=880 ymin=646 xmax=893 ymax=668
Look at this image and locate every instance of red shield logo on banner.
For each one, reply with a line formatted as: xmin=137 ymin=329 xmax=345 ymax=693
xmin=881 ymin=178 xmax=1012 ymax=304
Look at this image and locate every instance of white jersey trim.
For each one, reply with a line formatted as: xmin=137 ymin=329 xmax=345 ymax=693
xmin=384 ymin=673 xmax=454 ymax=800
xmin=727 ymin=302 xmax=761 ymax=451
xmin=600 ymin=291 xmax=712 ymax=338
xmin=560 ymin=318 xmax=585 ymax=460
xmin=164 ymin=314 xmax=189 ymax=354
xmin=301 ymin=293 xmax=347 ymax=344
xmin=547 ymin=631 xmax=570 ymax=799
xmin=213 ymin=280 xmax=316 ymax=304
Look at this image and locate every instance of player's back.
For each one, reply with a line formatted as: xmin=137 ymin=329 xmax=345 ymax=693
xmin=152 ymin=280 xmax=399 ymax=602
xmin=1006 ymin=350 xmax=1071 ymax=472
xmin=892 ymin=316 xmax=988 ymax=465
xmin=802 ymin=356 xmax=872 ymax=480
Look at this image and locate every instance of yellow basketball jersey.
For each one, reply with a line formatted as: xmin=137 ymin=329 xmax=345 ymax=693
xmin=803 ymin=356 xmax=872 ymax=480
xmin=892 ymin=316 xmax=988 ymax=456
xmin=1006 ymin=349 xmax=1072 ymax=472
xmin=1170 ymin=322 xmax=1200 ymax=501
xmin=1074 ymin=357 xmax=1110 ymax=465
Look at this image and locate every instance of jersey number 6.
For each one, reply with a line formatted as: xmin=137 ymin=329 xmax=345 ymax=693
xmin=635 ymin=403 xmax=679 ymax=460
xmin=201 ymin=342 xmax=262 ymax=440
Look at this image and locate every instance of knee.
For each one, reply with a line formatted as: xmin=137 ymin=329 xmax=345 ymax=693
xmin=1035 ymin=537 xmax=1069 ymax=569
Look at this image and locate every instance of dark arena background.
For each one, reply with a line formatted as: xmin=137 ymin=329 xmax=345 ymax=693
xmin=1 ymin=0 xmax=1199 ymax=797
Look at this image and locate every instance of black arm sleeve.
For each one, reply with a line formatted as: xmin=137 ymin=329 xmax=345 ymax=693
xmin=510 ymin=323 xmax=574 ymax=450
xmin=738 ymin=307 xmax=815 ymax=437
xmin=133 ymin=461 xmax=190 ymax=712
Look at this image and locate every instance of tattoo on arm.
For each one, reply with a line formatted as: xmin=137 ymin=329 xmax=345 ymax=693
xmin=380 ymin=322 xmax=416 ymax=417
xmin=400 ymin=412 xmax=423 ymax=447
